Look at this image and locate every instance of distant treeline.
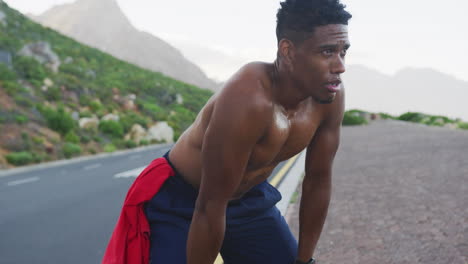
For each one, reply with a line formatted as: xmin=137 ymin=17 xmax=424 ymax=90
xmin=343 ymin=109 xmax=468 ymax=130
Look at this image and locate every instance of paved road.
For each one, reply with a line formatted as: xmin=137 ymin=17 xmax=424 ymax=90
xmin=0 ymin=144 xmax=290 ymax=264
xmin=286 ymin=120 xmax=468 ymax=264
xmin=0 ymin=145 xmax=171 ymax=264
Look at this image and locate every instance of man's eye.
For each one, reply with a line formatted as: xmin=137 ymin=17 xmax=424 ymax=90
xmin=322 ymin=49 xmax=333 ymax=56
xmin=340 ymin=49 xmax=347 ymax=57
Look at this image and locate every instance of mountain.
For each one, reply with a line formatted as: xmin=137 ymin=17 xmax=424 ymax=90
xmin=147 ymin=33 xmax=468 ymax=120
xmin=0 ymin=1 xmax=212 ymax=168
xmin=343 ymin=65 xmax=468 ymax=120
xmin=32 ymin=0 xmax=218 ymax=90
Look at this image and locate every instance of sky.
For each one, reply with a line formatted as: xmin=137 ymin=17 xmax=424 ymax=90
xmin=4 ymin=0 xmax=468 ymax=82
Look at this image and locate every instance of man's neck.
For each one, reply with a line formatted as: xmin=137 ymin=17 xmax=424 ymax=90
xmin=271 ymin=59 xmax=310 ymax=112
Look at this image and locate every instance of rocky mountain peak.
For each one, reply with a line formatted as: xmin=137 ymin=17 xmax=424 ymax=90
xmin=33 ymin=0 xmax=218 ymax=90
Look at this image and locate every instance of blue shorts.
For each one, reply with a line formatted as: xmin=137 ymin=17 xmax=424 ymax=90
xmin=144 ymin=154 xmax=298 ymax=264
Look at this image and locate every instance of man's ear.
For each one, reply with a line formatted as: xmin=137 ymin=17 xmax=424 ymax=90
xmin=278 ymin=38 xmax=295 ymax=71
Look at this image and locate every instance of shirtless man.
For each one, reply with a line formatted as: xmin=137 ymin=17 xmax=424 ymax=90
xmin=103 ymin=0 xmax=351 ymax=263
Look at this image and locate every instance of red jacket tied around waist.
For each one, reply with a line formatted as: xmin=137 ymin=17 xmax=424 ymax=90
xmin=102 ymin=157 xmax=174 ymax=264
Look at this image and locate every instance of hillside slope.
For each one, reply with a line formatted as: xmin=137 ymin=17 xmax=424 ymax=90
xmin=0 ymin=1 xmax=212 ymax=168
xmin=32 ymin=0 xmax=218 ymax=90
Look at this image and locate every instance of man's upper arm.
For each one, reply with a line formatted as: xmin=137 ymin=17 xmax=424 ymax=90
xmin=305 ymin=90 xmax=345 ymax=179
xmin=196 ymin=75 xmax=271 ymax=209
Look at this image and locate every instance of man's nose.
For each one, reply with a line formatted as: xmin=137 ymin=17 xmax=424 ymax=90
xmin=331 ymin=56 xmax=346 ymax=74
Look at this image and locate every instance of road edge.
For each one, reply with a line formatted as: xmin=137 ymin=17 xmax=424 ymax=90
xmin=277 ymin=150 xmax=306 ymax=215
xmin=0 ymin=143 xmax=172 ymax=178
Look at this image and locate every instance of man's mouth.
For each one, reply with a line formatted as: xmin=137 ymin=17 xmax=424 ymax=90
xmin=325 ymin=80 xmax=342 ymax=93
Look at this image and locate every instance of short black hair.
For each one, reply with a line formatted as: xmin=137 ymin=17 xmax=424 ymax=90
xmin=276 ymin=0 xmax=352 ymax=44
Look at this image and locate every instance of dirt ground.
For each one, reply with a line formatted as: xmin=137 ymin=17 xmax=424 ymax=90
xmin=286 ymin=120 xmax=468 ymax=264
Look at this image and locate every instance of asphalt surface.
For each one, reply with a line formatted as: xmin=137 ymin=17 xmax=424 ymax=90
xmin=286 ymin=120 xmax=468 ymax=264
xmin=0 ymin=144 xmax=289 ymax=264
xmin=0 ymin=145 xmax=171 ymax=264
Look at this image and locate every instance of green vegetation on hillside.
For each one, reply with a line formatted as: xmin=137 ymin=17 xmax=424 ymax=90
xmin=342 ymin=109 xmax=468 ymax=130
xmin=0 ymin=2 xmax=212 ymax=167
xmin=342 ymin=109 xmax=369 ymax=126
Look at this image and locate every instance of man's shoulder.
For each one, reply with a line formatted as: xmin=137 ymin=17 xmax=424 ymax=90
xmin=238 ymin=61 xmax=273 ymax=77
xmin=217 ymin=62 xmax=274 ymax=112
xmin=224 ymin=62 xmax=273 ymax=91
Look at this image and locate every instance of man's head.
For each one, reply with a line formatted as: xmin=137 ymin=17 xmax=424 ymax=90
xmin=276 ymin=0 xmax=352 ymax=104
xmin=276 ymin=0 xmax=352 ymax=45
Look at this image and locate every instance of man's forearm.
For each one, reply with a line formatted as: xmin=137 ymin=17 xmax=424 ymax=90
xmin=186 ymin=208 xmax=225 ymax=264
xmin=296 ymin=176 xmax=332 ymax=261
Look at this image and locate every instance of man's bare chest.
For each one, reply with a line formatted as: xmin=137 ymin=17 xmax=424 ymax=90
xmin=247 ymin=103 xmax=321 ymax=170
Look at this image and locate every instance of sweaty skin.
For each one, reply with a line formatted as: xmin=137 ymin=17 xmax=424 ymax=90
xmin=168 ymin=24 xmax=349 ymax=264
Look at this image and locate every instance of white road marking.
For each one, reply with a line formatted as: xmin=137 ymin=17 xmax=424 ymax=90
xmin=84 ymin=163 xmax=102 ymax=170
xmin=7 ymin=177 xmax=40 ymax=186
xmin=114 ymin=167 xmax=145 ymax=178
xmin=277 ymin=151 xmax=306 ymax=215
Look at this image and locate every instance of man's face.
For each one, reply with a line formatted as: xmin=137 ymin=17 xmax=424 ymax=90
xmin=291 ymin=24 xmax=350 ymax=104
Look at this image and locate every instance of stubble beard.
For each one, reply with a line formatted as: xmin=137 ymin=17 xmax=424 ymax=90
xmin=315 ymin=93 xmax=336 ymax=104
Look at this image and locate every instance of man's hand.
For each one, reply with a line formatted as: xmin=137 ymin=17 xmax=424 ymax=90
xmin=295 ymin=258 xmax=316 ymax=264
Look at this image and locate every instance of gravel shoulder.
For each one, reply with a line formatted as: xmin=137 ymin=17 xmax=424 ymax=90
xmin=286 ymin=120 xmax=468 ymax=264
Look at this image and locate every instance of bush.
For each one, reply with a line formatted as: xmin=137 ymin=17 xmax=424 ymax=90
xmin=80 ymin=134 xmax=91 ymax=143
xmin=422 ymin=115 xmax=455 ymax=127
xmin=62 ymin=143 xmax=82 ymax=158
xmin=45 ymin=86 xmax=61 ymax=101
xmin=32 ymin=136 xmax=44 ymax=144
xmin=5 ymin=151 xmax=34 ymax=166
xmin=139 ymin=100 xmax=167 ymax=121
xmin=0 ymin=63 xmax=17 ymax=81
xmin=13 ymin=95 xmax=34 ymax=107
xmin=124 ymin=140 xmax=137 ymax=149
xmin=458 ymin=122 xmax=468 ymax=130
xmin=139 ymin=139 xmax=149 ymax=146
xmin=20 ymin=132 xmax=31 ymax=150
xmin=379 ymin=112 xmax=396 ymax=120
xmin=346 ymin=109 xmax=368 ymax=115
xmin=79 ymin=95 xmax=92 ymax=106
xmin=104 ymin=143 xmax=117 ymax=153
xmin=79 ymin=110 xmax=93 ymax=118
xmin=342 ymin=111 xmax=368 ymax=126
xmin=150 ymin=139 xmax=165 ymax=144
xmin=106 ymin=104 xmax=117 ymax=113
xmin=96 ymin=109 xmax=106 ymax=119
xmin=40 ymin=106 xmax=76 ymax=135
xmin=111 ymin=139 xmax=126 ymax=149
xmin=398 ymin=112 xmax=425 ymax=123
xmin=64 ymin=131 xmax=80 ymax=144
xmin=2 ymin=81 xmax=21 ymax=95
xmin=120 ymin=112 xmax=150 ymax=133
xmin=66 ymin=102 xmax=78 ymax=110
xmin=89 ymin=100 xmax=103 ymax=112
xmin=13 ymin=56 xmax=47 ymax=83
xmin=32 ymin=152 xmax=47 ymax=163
xmin=99 ymin=120 xmax=124 ymax=138
xmin=92 ymin=135 xmax=103 ymax=143
xmin=168 ymin=105 xmax=197 ymax=140
xmin=15 ymin=114 xmax=29 ymax=124
xmin=425 ymin=117 xmax=445 ymax=127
